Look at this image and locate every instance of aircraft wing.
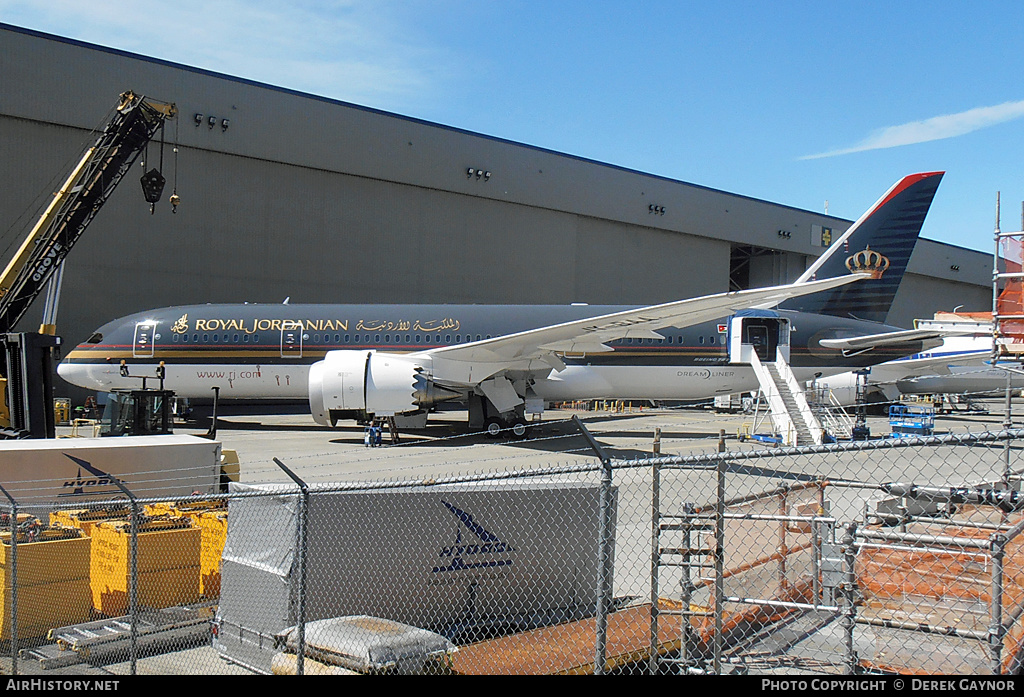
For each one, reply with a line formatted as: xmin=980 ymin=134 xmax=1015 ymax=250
xmin=818 ymin=328 xmax=971 ymax=353
xmin=418 ymin=273 xmax=866 ymax=385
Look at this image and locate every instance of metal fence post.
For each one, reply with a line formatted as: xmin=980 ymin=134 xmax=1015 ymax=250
xmin=649 ymin=459 xmax=660 ymax=676
xmin=572 ymin=416 xmax=614 ymax=676
xmin=990 ymin=532 xmax=1006 ymax=674
xmin=842 ymin=522 xmax=858 ymax=675
xmin=0 ymin=485 xmax=18 ymax=675
xmin=713 ymin=455 xmax=724 ymax=674
xmin=275 ymin=458 xmax=309 ymax=676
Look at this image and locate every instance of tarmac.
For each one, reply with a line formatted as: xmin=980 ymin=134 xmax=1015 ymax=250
xmin=171 ymin=400 xmax=1010 ymax=486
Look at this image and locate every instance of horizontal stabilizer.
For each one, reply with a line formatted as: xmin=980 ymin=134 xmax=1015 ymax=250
xmin=819 ymin=327 xmax=972 ymax=352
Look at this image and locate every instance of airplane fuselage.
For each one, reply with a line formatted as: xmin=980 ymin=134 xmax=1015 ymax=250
xmin=58 ymin=303 xmax=926 ymax=404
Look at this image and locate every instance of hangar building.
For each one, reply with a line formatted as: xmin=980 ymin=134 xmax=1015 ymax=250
xmin=0 ymin=24 xmax=993 ymax=400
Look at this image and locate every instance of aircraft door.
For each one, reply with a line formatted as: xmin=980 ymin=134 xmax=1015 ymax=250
xmin=281 ymin=321 xmax=303 ymax=358
xmin=746 ymin=324 xmax=770 ymax=361
xmin=133 ymin=322 xmax=156 ymax=358
xmin=729 ymin=315 xmax=782 ymax=364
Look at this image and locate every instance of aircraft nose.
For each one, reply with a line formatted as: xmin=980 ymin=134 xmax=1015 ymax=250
xmin=57 ymin=354 xmax=114 ymax=390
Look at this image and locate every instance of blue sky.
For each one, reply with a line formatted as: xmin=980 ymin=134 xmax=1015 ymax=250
xmin=2 ymin=0 xmax=1023 ymax=252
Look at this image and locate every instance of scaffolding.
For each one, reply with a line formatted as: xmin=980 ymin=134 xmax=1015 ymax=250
xmin=992 ymin=194 xmax=1024 ymax=488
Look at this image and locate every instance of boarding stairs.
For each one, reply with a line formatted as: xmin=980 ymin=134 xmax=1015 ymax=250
xmin=748 ymin=351 xmax=824 ymax=446
xmin=808 ymin=386 xmax=855 ymax=440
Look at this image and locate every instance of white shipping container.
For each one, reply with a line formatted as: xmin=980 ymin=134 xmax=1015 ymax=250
xmin=0 ymin=435 xmax=223 ymax=506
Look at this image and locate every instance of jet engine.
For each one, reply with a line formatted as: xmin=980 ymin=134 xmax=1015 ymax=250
xmin=817 ymin=371 xmax=898 ymax=410
xmin=308 ymin=350 xmax=458 ymax=426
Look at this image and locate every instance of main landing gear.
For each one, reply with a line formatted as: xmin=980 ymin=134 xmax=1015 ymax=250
xmin=483 ymin=415 xmax=529 ymax=439
xmin=470 ymin=394 xmax=530 ymax=439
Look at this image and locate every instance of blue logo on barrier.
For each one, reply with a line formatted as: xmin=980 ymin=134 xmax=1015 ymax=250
xmin=59 ymin=454 xmax=124 ymax=497
xmin=433 ymin=500 xmax=514 ymax=573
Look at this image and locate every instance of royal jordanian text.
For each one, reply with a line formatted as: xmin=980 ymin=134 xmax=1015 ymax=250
xmin=179 ymin=317 xmax=463 ymax=334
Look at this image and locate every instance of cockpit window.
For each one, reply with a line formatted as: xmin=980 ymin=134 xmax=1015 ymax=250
xmin=86 ymin=332 xmax=103 ymax=344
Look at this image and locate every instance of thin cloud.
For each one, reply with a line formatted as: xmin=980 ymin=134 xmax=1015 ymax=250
xmin=801 ymin=100 xmax=1024 ymax=160
xmin=0 ymin=0 xmax=451 ymax=110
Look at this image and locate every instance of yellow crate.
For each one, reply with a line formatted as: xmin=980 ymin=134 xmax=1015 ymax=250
xmin=195 ymin=511 xmax=228 ymax=597
xmin=51 ymin=507 xmax=131 ymax=537
xmin=0 ymin=578 xmax=93 ymax=640
xmin=89 ymin=520 xmax=201 ymax=617
xmin=142 ymin=502 xmax=174 ymax=518
xmin=145 ymin=499 xmax=226 ymax=519
xmin=135 ymin=504 xmax=227 ymax=598
xmin=0 ymin=535 xmax=92 ymax=639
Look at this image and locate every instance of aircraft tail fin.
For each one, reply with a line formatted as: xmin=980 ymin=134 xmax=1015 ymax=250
xmin=783 ymin=171 xmax=944 ymax=323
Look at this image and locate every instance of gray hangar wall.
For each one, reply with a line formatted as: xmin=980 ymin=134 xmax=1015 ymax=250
xmin=0 ymin=24 xmax=992 ymax=384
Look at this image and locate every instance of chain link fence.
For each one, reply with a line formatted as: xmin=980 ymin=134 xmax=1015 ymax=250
xmin=2 ymin=412 xmax=1024 ymax=676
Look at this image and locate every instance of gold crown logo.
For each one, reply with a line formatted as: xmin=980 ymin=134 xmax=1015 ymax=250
xmin=845 ymin=245 xmax=890 ymax=279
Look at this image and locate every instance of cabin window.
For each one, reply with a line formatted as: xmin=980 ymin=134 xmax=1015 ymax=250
xmin=384 ymin=334 xmax=390 ymax=343
xmin=253 ymin=334 xmax=259 ymax=343
xmin=344 ymin=334 xmax=350 ymax=343
xmin=446 ymin=335 xmax=452 ymax=343
xmin=405 ymin=334 xmax=411 ymax=343
xmin=699 ymin=336 xmax=704 ymax=345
